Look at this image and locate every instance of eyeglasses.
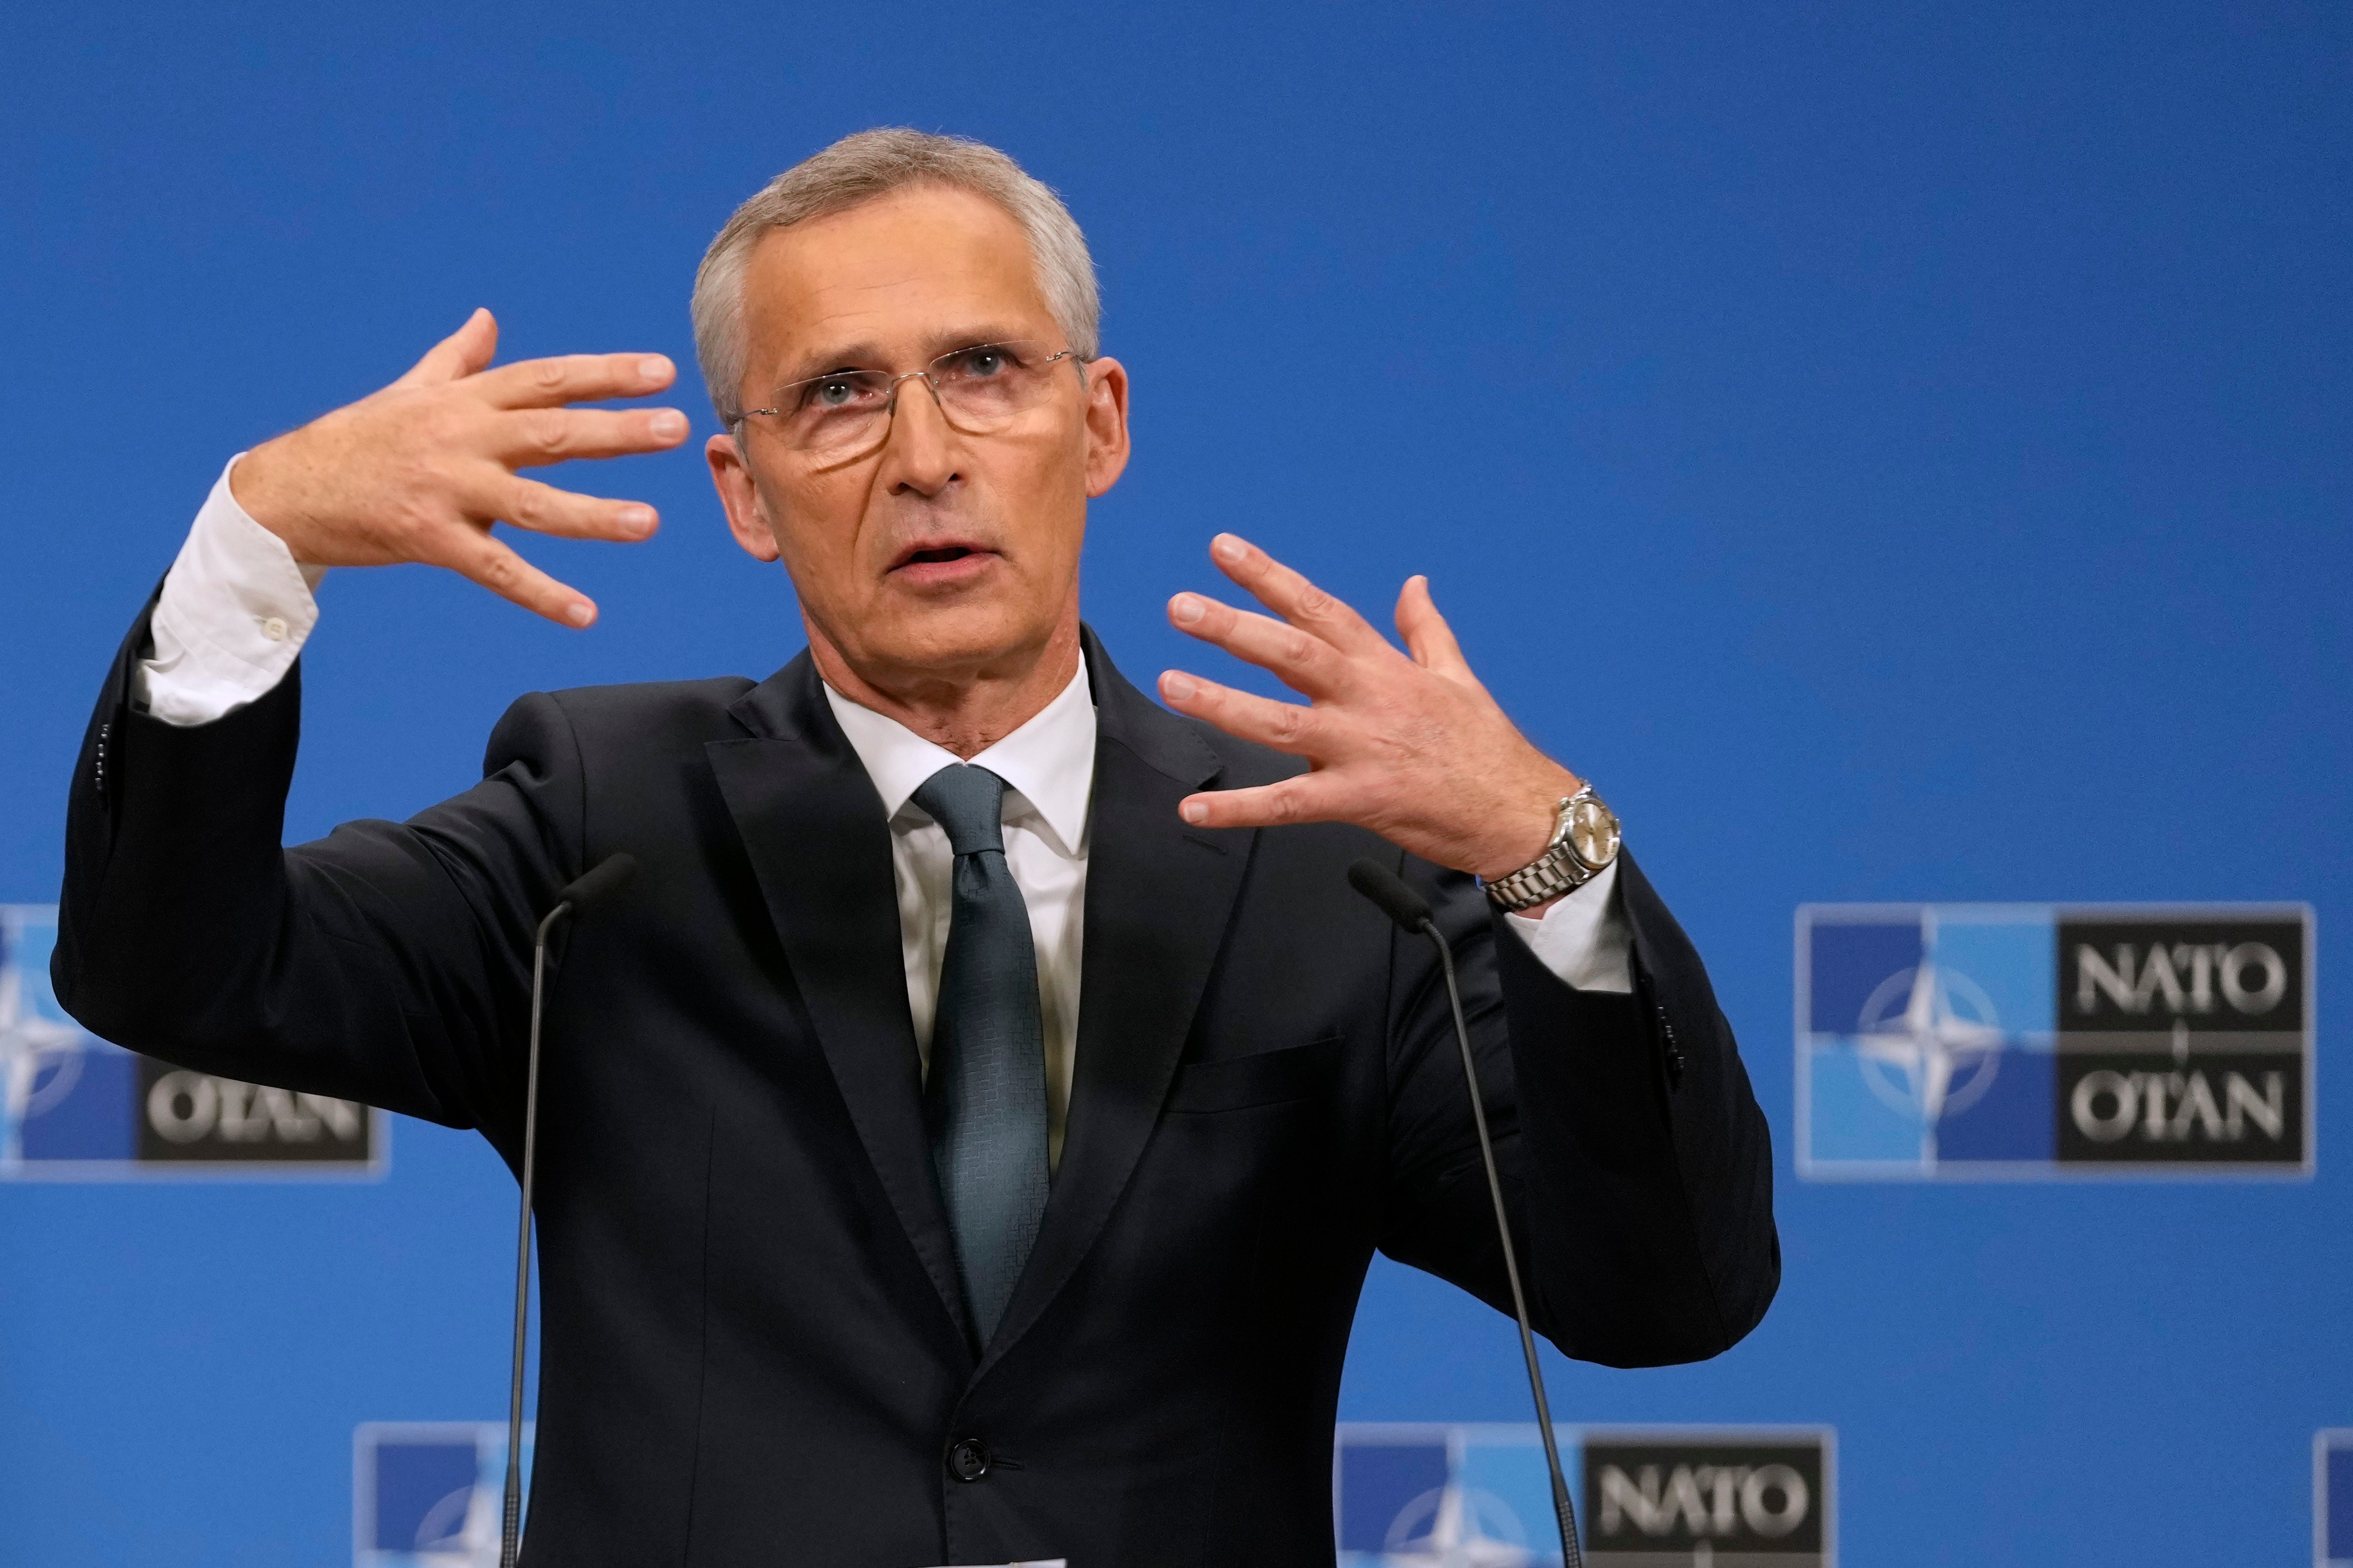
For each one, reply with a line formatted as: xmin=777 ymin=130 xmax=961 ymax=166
xmin=735 ymin=340 xmax=1085 ymax=462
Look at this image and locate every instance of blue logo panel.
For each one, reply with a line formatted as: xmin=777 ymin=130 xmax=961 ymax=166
xmin=1334 ymin=1424 xmax=1834 ymax=1566
xmin=3 ymin=905 xmax=386 ymax=1180
xmin=1800 ymin=907 xmax=2052 ymax=1175
xmin=1799 ymin=903 xmax=2312 ymax=1180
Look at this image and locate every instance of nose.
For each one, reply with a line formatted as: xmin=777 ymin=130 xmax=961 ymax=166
xmin=881 ymin=373 xmax=958 ymax=497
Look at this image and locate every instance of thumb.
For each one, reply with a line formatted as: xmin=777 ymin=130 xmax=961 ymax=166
xmin=392 ymin=307 xmax=497 ymax=388
xmin=1397 ymin=575 xmax=1474 ymax=680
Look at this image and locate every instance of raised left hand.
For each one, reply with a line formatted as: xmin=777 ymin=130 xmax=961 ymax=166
xmin=1159 ymin=533 xmax=1582 ymax=884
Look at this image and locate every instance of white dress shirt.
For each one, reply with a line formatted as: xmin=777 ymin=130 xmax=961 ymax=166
xmin=135 ymin=458 xmax=325 ymax=727
xmin=822 ymin=665 xmax=1097 ymax=1167
xmin=134 ymin=458 xmax=1635 ymax=1165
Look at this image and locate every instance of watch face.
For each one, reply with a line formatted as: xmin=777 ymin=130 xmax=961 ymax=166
xmin=1568 ymin=796 xmax=1621 ymax=869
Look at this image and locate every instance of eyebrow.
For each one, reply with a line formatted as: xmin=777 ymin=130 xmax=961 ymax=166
xmin=773 ymin=325 xmax=1041 ymax=386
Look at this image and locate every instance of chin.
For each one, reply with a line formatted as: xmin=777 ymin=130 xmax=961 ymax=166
xmin=867 ymin=599 xmax=1053 ymax=677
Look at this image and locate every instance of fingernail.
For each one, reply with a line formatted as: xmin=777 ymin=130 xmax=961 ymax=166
xmin=651 ymin=410 xmax=688 ymax=438
xmin=1212 ymin=534 xmax=1246 ymax=563
xmin=1162 ymin=671 xmax=1196 ymax=699
xmin=639 ymin=355 xmax=673 ymax=381
xmin=620 ymin=506 xmax=657 ymax=535
xmin=1181 ymin=801 xmax=1208 ymax=825
xmin=567 ymin=602 xmax=595 ymax=627
xmin=1170 ymin=594 xmax=1203 ymax=625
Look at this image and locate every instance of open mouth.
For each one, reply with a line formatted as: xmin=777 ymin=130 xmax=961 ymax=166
xmin=890 ymin=540 xmax=996 ymax=575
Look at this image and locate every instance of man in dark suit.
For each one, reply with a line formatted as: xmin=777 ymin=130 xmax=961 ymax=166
xmin=55 ymin=130 xmax=1777 ymax=1565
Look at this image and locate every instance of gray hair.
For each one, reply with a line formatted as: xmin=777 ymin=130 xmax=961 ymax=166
xmin=691 ymin=128 xmax=1100 ymax=425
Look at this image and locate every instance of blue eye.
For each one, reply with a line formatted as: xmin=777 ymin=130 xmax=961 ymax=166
xmin=956 ymin=347 xmax=1014 ymax=379
xmin=807 ymin=375 xmax=863 ymax=409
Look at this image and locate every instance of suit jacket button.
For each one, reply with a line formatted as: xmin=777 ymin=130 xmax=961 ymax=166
xmin=947 ymin=1438 xmax=990 ymax=1482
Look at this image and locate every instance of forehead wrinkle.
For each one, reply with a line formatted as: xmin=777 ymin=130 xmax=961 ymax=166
xmin=764 ymin=247 xmax=1026 ymax=324
xmin=747 ymin=229 xmax=1057 ymax=381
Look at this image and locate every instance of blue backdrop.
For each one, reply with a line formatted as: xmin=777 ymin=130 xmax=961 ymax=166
xmin=3 ymin=3 xmax=2348 ymax=1562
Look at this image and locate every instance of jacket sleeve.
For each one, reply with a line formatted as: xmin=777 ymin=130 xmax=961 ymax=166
xmin=1375 ymin=849 xmax=1780 ymax=1367
xmin=52 ymin=597 xmax=587 ymax=1166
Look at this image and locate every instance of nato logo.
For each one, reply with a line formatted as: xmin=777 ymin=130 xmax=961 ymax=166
xmin=355 ymin=1422 xmax=531 ymax=1567
xmin=2321 ymin=1430 xmax=2353 ymax=1568
xmin=1334 ymin=1424 xmax=1833 ymax=1566
xmin=1797 ymin=904 xmax=2311 ymax=1179
xmin=1 ymin=904 xmax=384 ymax=1178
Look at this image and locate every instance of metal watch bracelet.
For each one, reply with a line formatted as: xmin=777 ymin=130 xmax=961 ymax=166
xmin=1483 ymin=786 xmax=1611 ymax=912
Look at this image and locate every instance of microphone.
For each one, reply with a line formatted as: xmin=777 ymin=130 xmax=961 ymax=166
xmin=502 ymin=854 xmax=637 ymax=1568
xmin=1347 ymin=858 xmax=1585 ymax=1568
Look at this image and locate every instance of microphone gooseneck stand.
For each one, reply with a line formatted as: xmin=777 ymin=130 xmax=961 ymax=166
xmin=1348 ymin=858 xmax=1586 ymax=1568
xmin=501 ymin=854 xmax=637 ymax=1568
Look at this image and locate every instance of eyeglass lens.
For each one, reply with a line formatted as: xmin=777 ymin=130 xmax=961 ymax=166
xmin=758 ymin=342 xmax=1068 ymax=458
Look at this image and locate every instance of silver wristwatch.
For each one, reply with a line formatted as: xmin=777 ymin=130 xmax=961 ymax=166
xmin=1483 ymin=784 xmax=1622 ymax=911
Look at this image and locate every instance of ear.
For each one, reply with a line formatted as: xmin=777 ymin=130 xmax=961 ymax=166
xmin=1080 ymin=356 xmax=1131 ymax=498
xmin=707 ymin=430 xmax=782 ymax=563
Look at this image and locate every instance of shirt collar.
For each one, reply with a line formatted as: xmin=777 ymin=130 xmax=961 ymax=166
xmin=820 ymin=658 xmax=1096 ymax=857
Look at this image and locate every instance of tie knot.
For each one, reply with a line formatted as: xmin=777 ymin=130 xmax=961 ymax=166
xmin=911 ymin=764 xmax=1010 ymax=857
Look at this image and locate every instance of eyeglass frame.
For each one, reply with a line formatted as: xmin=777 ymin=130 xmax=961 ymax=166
xmin=729 ymin=340 xmax=1091 ymax=437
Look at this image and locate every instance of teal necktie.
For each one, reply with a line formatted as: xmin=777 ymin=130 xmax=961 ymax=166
xmin=911 ymin=763 xmax=1051 ymax=1346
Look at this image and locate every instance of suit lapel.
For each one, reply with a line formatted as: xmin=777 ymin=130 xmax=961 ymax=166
xmin=977 ymin=632 xmax=1254 ymax=1376
xmin=705 ymin=655 xmax=971 ymax=1347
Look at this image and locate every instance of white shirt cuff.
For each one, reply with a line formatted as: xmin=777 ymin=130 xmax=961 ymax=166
xmin=1501 ymin=857 xmax=1633 ymax=993
xmin=134 ymin=454 xmax=326 ymax=727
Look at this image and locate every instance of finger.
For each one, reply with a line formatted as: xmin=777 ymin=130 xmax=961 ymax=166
xmin=476 ymin=352 xmax=678 ymax=410
xmin=1176 ymin=775 xmax=1344 ymax=831
xmin=1158 ymin=669 xmax=1327 ymax=755
xmin=1396 ymin=575 xmax=1474 ymax=680
xmin=393 ymin=308 xmax=498 ymax=389
xmin=1168 ymin=591 xmax=1352 ymax=698
xmin=428 ymin=529 xmax=598 ymax=628
xmin=1207 ymin=533 xmax=1387 ymax=656
xmin=493 ymin=405 xmax=692 ymax=468
xmin=490 ymin=476 xmax=661 ymax=543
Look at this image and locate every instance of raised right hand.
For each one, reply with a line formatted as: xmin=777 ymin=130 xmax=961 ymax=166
xmin=230 ymin=308 xmax=689 ymax=627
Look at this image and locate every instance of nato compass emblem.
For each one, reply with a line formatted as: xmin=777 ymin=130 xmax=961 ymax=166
xmin=1377 ymin=1481 xmax=1536 ymax=1567
xmin=1335 ymin=1426 xmax=1556 ymax=1567
xmin=1798 ymin=903 xmax=2311 ymax=1178
xmin=1845 ymin=920 xmax=2010 ymax=1149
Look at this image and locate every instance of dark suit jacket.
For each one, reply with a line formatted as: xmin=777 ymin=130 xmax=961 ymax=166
xmin=55 ymin=609 xmax=1777 ymax=1566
